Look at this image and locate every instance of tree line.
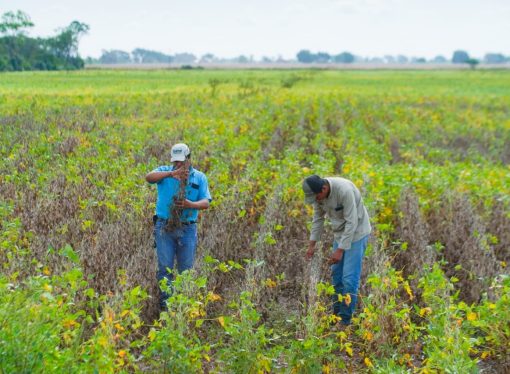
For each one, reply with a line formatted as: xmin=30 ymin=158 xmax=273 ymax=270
xmin=0 ymin=10 xmax=88 ymax=71
xmin=296 ymin=49 xmax=510 ymax=65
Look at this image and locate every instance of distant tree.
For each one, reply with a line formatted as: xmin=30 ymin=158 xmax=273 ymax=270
xmin=466 ymin=58 xmax=479 ymax=70
xmin=200 ymin=53 xmax=215 ymax=63
xmin=383 ymin=55 xmax=396 ymax=64
xmin=261 ymin=56 xmax=273 ymax=63
xmin=315 ymin=52 xmax=330 ymax=63
xmin=296 ymin=49 xmax=314 ymax=63
xmin=452 ymin=50 xmax=470 ymax=63
xmin=236 ymin=55 xmax=249 ymax=63
xmin=484 ymin=53 xmax=506 ymax=64
xmin=432 ymin=55 xmax=448 ymax=63
xmin=396 ymin=55 xmax=409 ymax=64
xmin=412 ymin=57 xmax=427 ymax=63
xmin=99 ymin=50 xmax=131 ymax=64
xmin=333 ymin=52 xmax=354 ymax=63
xmin=173 ymin=52 xmax=196 ymax=64
xmin=132 ymin=48 xmax=171 ymax=63
xmin=0 ymin=10 xmax=34 ymax=36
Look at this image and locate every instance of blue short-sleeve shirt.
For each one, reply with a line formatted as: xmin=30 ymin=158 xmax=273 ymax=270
xmin=149 ymin=165 xmax=212 ymax=222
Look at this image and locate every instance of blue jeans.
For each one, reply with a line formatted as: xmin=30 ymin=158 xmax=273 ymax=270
xmin=331 ymin=235 xmax=369 ymax=325
xmin=154 ymin=220 xmax=197 ymax=308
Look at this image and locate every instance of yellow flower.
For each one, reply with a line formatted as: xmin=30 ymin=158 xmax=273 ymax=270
xmin=42 ymin=267 xmax=51 ymax=276
xmin=118 ymin=350 xmax=127 ymax=358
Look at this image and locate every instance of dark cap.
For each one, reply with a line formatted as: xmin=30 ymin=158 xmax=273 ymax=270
xmin=302 ymin=175 xmax=326 ymax=204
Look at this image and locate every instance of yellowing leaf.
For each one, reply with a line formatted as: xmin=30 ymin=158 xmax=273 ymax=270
xmin=345 ymin=343 xmax=353 ymax=357
xmin=148 ymin=329 xmax=156 ymax=342
xmin=344 ymin=293 xmax=352 ymax=306
xmin=467 ymin=312 xmax=477 ymax=321
xmin=364 ymin=357 xmax=374 ymax=368
xmin=420 ymin=307 xmax=432 ymax=317
xmin=363 ymin=331 xmax=373 ymax=341
xmin=322 ymin=364 xmax=330 ymax=374
xmin=114 ymin=323 xmax=125 ymax=331
xmin=218 ymin=316 xmax=225 ymax=328
xmin=264 ymin=278 xmax=277 ymax=288
xmin=98 ymin=336 xmax=108 ymax=348
xmin=404 ymin=283 xmax=414 ymax=300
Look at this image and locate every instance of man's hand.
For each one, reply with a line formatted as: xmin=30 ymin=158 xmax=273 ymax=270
xmin=174 ymin=199 xmax=195 ymax=209
xmin=328 ymin=248 xmax=344 ymax=265
xmin=172 ymin=167 xmax=189 ymax=181
xmin=306 ymin=241 xmax=316 ymax=260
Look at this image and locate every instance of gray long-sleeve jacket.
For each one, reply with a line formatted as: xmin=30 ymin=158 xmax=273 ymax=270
xmin=309 ymin=177 xmax=371 ymax=250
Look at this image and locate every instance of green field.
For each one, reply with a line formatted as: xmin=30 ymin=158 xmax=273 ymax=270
xmin=1 ymin=70 xmax=509 ymax=372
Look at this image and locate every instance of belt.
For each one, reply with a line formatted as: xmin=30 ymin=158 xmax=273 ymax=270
xmin=153 ymin=215 xmax=196 ymax=225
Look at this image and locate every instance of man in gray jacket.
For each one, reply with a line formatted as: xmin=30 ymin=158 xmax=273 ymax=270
xmin=303 ymin=175 xmax=371 ymax=326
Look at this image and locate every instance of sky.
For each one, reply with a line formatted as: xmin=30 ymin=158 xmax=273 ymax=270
xmin=2 ymin=0 xmax=509 ymax=59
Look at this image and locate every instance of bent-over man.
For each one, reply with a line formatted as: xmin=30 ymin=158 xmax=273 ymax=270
xmin=302 ymin=174 xmax=371 ymax=326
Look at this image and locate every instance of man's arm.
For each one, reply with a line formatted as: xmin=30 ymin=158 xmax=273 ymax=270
xmin=175 ymin=198 xmax=210 ymax=210
xmin=145 ymin=167 xmax=188 ymax=183
xmin=306 ymin=203 xmax=325 ymax=259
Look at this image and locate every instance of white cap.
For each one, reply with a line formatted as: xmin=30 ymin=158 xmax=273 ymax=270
xmin=170 ymin=143 xmax=190 ymax=162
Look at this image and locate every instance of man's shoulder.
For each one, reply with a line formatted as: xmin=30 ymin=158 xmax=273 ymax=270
xmin=326 ymin=177 xmax=351 ymax=187
xmin=191 ymin=168 xmax=208 ymax=180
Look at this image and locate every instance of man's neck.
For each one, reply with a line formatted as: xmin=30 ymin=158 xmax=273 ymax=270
xmin=325 ymin=180 xmax=331 ymax=198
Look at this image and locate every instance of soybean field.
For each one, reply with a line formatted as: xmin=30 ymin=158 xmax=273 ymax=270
xmin=1 ymin=69 xmax=510 ymax=373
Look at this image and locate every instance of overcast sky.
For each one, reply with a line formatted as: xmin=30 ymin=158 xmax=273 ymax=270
xmin=2 ymin=0 xmax=509 ymax=59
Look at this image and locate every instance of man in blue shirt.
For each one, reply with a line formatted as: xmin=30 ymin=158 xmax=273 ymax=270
xmin=146 ymin=143 xmax=211 ymax=309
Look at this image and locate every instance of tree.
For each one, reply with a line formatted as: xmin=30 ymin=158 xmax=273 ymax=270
xmin=466 ymin=58 xmax=479 ymax=70
xmin=396 ymin=55 xmax=409 ymax=64
xmin=412 ymin=57 xmax=427 ymax=63
xmin=432 ymin=55 xmax=448 ymax=63
xmin=0 ymin=10 xmax=34 ymax=36
xmin=484 ymin=53 xmax=506 ymax=64
xmin=200 ymin=53 xmax=215 ymax=63
xmin=99 ymin=50 xmax=131 ymax=64
xmin=0 ymin=10 xmax=88 ymax=71
xmin=132 ymin=48 xmax=172 ymax=63
xmin=334 ymin=52 xmax=355 ymax=63
xmin=452 ymin=50 xmax=470 ymax=64
xmin=296 ymin=50 xmax=314 ymax=63
xmin=315 ymin=52 xmax=331 ymax=63
xmin=46 ymin=21 xmax=89 ymax=67
xmin=173 ymin=53 xmax=196 ymax=64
